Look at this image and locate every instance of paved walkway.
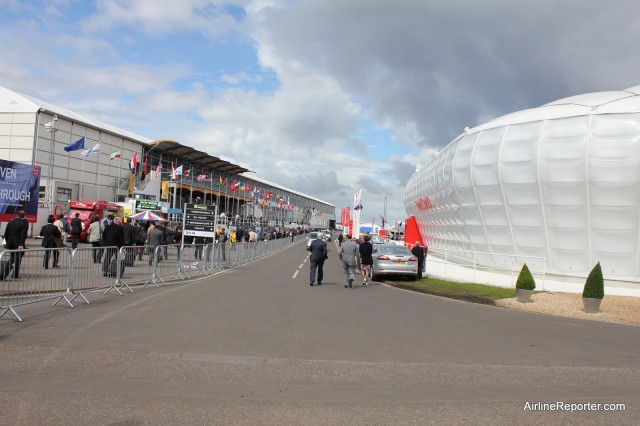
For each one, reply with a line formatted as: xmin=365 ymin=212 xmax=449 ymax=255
xmin=1 ymin=241 xmax=639 ymax=425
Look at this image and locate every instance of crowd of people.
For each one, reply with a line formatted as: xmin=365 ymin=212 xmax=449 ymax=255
xmin=1 ymin=210 xmax=307 ymax=279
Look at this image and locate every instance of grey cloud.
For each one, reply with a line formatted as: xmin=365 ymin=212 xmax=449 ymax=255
xmin=252 ymin=0 xmax=640 ymax=149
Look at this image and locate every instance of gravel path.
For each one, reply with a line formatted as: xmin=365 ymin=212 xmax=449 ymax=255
xmin=495 ymin=292 xmax=640 ymax=326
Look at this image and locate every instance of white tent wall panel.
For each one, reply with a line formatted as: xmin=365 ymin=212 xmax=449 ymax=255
xmin=404 ymin=87 xmax=640 ymax=282
xmin=588 ymin=114 xmax=640 ymax=277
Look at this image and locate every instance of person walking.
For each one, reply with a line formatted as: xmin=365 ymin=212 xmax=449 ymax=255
xmin=133 ymin=222 xmax=146 ymax=260
xmin=309 ymin=232 xmax=327 ymax=286
xmin=337 ymin=233 xmax=344 ymax=247
xmin=339 ymin=234 xmax=358 ymax=288
xmin=123 ymin=218 xmax=136 ymax=246
xmin=194 ymin=236 xmax=205 ymax=260
xmin=54 ymin=213 xmax=68 ymax=246
xmin=101 ymin=216 xmax=124 ymax=276
xmin=4 ymin=210 xmax=28 ymax=278
xmin=218 ymin=228 xmax=228 ymax=261
xmin=86 ymin=216 xmax=102 ymax=263
xmin=358 ymin=235 xmax=374 ymax=286
xmin=39 ymin=214 xmax=62 ymax=269
xmin=411 ymin=241 xmax=426 ymax=279
xmin=70 ymin=212 xmax=82 ymax=249
xmin=147 ymin=224 xmax=164 ymax=265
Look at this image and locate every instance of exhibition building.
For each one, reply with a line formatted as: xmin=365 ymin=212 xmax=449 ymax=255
xmin=404 ymin=86 xmax=640 ymax=293
xmin=0 ymin=85 xmax=334 ymax=232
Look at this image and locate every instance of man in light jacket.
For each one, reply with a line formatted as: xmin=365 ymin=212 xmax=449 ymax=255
xmin=339 ymin=234 xmax=358 ymax=288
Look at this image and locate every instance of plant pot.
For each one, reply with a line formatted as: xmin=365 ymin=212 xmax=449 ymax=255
xmin=582 ymin=297 xmax=602 ymax=313
xmin=516 ymin=288 xmax=533 ymax=303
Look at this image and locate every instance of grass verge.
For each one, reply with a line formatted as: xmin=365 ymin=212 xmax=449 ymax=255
xmin=387 ymin=277 xmax=519 ymax=305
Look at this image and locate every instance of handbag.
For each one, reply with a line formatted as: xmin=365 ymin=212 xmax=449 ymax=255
xmin=45 ymin=227 xmax=64 ymax=248
xmin=52 ymin=236 xmax=64 ymax=248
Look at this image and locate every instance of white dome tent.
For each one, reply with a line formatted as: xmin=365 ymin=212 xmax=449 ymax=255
xmin=404 ymin=86 xmax=640 ymax=291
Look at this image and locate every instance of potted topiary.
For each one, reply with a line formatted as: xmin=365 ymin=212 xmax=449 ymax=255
xmin=515 ymin=263 xmax=536 ymax=303
xmin=582 ymin=262 xmax=604 ymax=313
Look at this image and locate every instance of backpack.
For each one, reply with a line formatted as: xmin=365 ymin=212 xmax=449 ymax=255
xmin=136 ymin=229 xmax=147 ymax=245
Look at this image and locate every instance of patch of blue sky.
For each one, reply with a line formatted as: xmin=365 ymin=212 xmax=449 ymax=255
xmin=357 ymin=117 xmax=416 ymax=162
xmin=222 ymin=3 xmax=247 ymax=20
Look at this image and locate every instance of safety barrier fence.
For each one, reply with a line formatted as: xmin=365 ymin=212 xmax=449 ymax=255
xmin=426 ymin=248 xmax=547 ymax=290
xmin=0 ymin=235 xmax=305 ymax=322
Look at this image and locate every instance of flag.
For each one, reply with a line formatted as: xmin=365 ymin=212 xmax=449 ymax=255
xmin=80 ymin=143 xmax=100 ymax=157
xmin=64 ymin=137 xmax=85 ymax=152
xmin=143 ymin=155 xmax=148 ymax=174
xmin=244 ymin=184 xmax=251 ymax=192
xmin=172 ymin=164 xmax=183 ymax=180
xmin=229 ymin=181 xmax=239 ymax=191
xmin=196 ymin=174 xmax=211 ymax=182
xmin=154 ymin=162 xmax=162 ymax=179
xmin=183 ymin=168 xmax=191 ymax=176
xmin=110 ymin=148 xmax=121 ymax=160
xmin=353 ymin=188 xmax=363 ymax=210
xmin=130 ymin=152 xmax=138 ymax=171
xmin=265 ymin=192 xmax=273 ymax=200
xmin=218 ymin=175 xmax=227 ymax=186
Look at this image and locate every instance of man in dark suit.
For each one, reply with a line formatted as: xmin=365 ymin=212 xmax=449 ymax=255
xmin=309 ymin=233 xmax=328 ymax=286
xmin=70 ymin=212 xmax=82 ymax=249
xmin=122 ymin=218 xmax=136 ymax=246
xmin=3 ymin=210 xmax=28 ymax=278
xmin=411 ymin=241 xmax=426 ymax=279
xmin=102 ymin=216 xmax=125 ymax=276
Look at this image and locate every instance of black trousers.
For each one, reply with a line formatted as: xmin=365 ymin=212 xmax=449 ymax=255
xmin=309 ymin=258 xmax=325 ymax=284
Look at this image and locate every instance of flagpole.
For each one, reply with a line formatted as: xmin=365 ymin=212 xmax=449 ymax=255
xmin=80 ymin=157 xmax=85 ymax=199
xmin=96 ymin=146 xmax=101 ymax=201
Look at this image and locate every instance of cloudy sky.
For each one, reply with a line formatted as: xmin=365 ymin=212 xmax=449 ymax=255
xmin=1 ymin=0 xmax=639 ymax=225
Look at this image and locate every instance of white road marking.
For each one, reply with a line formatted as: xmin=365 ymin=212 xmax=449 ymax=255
xmin=292 ymin=270 xmax=299 ymax=279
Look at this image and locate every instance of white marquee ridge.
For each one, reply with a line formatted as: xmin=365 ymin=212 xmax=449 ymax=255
xmin=467 ymin=86 xmax=640 ymax=136
xmin=0 ymin=85 xmax=152 ymax=145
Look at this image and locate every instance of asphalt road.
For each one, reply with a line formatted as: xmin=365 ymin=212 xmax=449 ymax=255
xmin=1 ymin=240 xmax=639 ymax=425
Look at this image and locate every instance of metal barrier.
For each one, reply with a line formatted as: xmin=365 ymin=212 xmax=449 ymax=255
xmin=0 ymin=247 xmax=73 ymax=321
xmin=426 ymin=248 xmax=547 ymax=290
xmin=1 ymin=234 xmax=307 ymax=322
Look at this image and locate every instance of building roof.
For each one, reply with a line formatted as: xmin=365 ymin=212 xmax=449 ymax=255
xmin=239 ymin=172 xmax=334 ymax=207
xmin=0 ymin=85 xmax=152 ymax=144
xmin=148 ymin=140 xmax=250 ymax=175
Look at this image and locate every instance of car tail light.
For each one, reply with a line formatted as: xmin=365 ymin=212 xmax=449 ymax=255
xmin=408 ymin=256 xmax=418 ymax=262
xmin=376 ymin=255 xmax=391 ymax=260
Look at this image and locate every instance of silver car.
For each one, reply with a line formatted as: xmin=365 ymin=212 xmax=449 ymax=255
xmin=371 ymin=243 xmax=418 ymax=280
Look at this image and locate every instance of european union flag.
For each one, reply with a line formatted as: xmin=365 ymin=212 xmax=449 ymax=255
xmin=63 ymin=137 xmax=85 ymax=152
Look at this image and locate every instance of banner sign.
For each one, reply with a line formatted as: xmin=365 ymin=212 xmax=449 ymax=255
xmin=0 ymin=160 xmax=40 ymax=223
xmin=182 ymin=203 xmax=217 ymax=238
xmin=127 ymin=174 xmax=135 ymax=196
xmin=135 ymin=200 xmax=162 ymax=211
xmin=161 ymin=181 xmax=170 ymax=200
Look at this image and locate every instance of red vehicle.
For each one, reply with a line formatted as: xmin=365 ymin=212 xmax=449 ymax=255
xmin=65 ymin=201 xmax=123 ymax=242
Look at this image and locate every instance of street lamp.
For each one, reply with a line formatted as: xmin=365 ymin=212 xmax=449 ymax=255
xmin=44 ymin=115 xmax=58 ymax=212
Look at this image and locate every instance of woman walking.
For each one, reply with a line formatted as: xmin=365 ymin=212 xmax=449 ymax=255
xmin=358 ymin=235 xmax=374 ymax=286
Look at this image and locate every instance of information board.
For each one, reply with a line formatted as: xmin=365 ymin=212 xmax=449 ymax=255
xmin=182 ymin=203 xmax=217 ymax=238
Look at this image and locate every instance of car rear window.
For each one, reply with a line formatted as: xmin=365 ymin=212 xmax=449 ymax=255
xmin=378 ymin=246 xmax=411 ymax=255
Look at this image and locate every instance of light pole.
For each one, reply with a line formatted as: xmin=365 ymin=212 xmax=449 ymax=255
xmin=44 ymin=115 xmax=58 ymax=213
